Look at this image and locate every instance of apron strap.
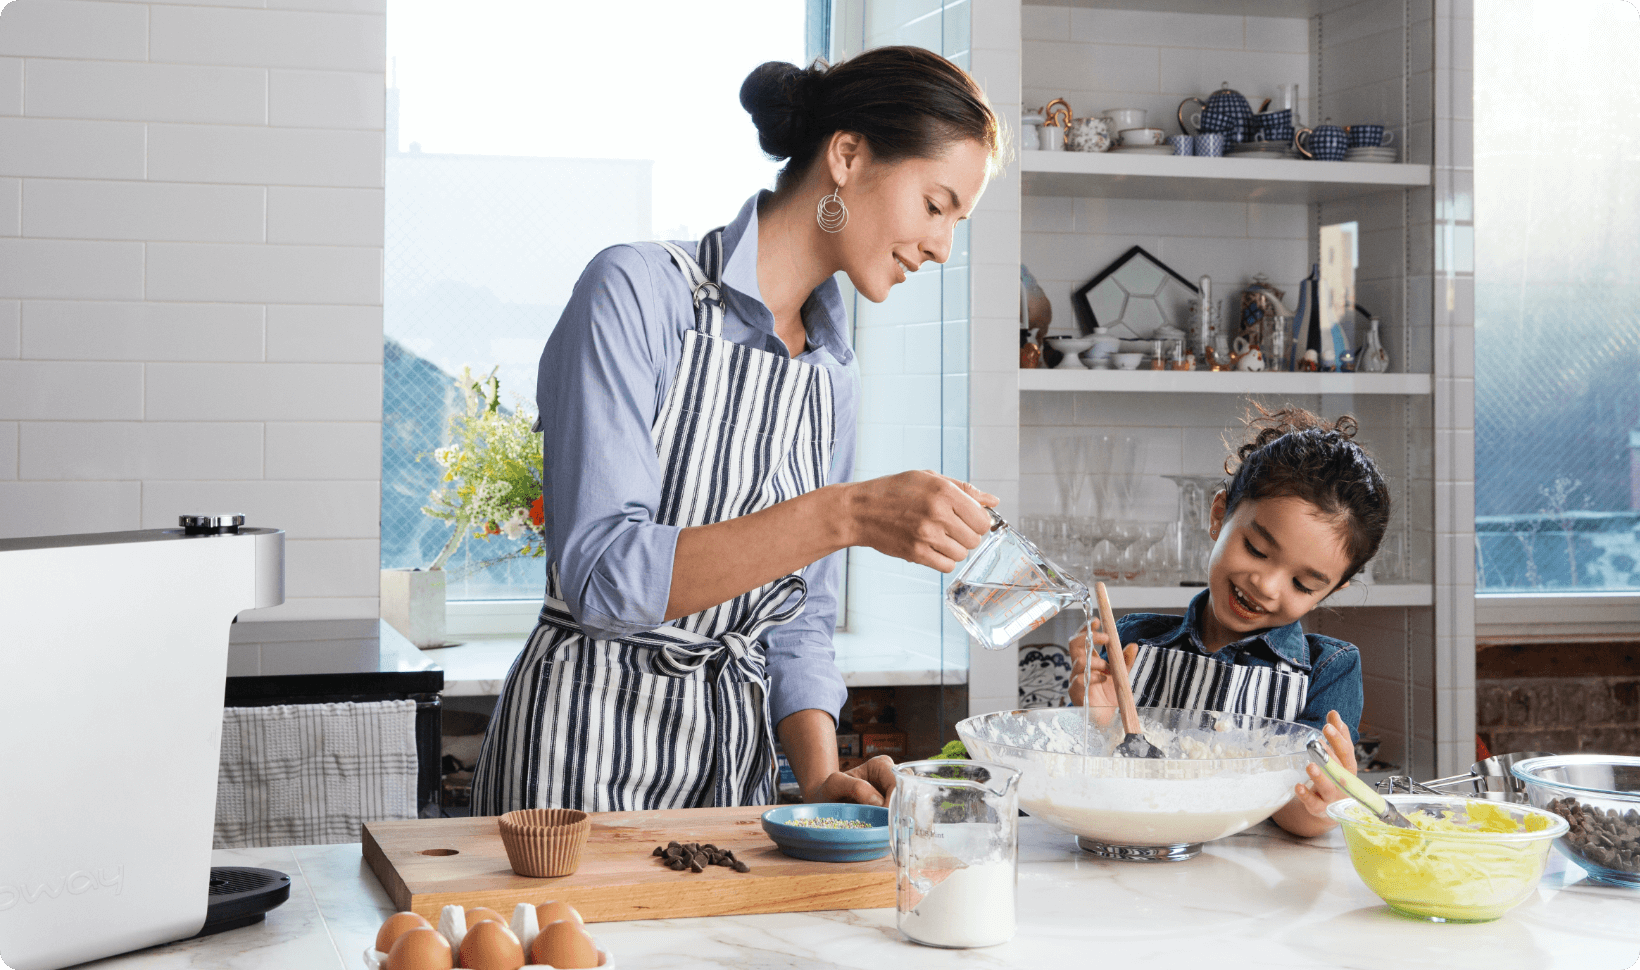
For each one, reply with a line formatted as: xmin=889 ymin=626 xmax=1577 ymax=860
xmin=537 ymin=572 xmax=807 ymax=682
xmin=658 ymin=229 xmax=728 ymax=339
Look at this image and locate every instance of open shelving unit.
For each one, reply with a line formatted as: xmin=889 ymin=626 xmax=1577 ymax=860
xmin=947 ymin=0 xmax=1461 ymax=781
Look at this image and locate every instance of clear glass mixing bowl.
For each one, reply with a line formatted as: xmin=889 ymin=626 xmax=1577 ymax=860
xmin=956 ymin=707 xmax=1318 ymax=861
xmin=1511 ymin=754 xmax=1640 ymax=888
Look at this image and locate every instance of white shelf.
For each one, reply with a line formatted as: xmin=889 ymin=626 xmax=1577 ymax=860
xmin=1019 ymin=369 xmax=1432 ymax=395
xmin=1024 ymin=0 xmax=1330 ymax=15
xmin=1107 ymin=584 xmax=1433 ymax=610
xmin=1021 ymin=152 xmax=1431 ymax=204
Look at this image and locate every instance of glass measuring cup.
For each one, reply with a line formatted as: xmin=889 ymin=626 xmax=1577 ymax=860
xmin=944 ymin=508 xmax=1089 ymax=650
xmin=890 ymin=760 xmax=1021 ymax=948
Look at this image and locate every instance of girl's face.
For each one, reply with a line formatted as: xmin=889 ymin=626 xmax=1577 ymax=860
xmin=823 ymin=134 xmax=989 ymax=303
xmin=1204 ymin=492 xmax=1354 ymax=639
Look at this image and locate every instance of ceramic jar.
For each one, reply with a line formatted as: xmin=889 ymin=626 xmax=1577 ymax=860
xmin=1067 ymin=116 xmax=1111 ymax=152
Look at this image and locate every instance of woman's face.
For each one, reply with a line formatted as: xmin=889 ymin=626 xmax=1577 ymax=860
xmin=824 ymin=135 xmax=990 ymax=303
xmin=1204 ymin=492 xmax=1354 ymax=638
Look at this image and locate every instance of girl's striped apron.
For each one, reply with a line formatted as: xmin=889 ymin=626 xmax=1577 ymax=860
xmin=470 ymin=229 xmax=835 ymax=814
xmin=1127 ymin=645 xmax=1308 ymax=722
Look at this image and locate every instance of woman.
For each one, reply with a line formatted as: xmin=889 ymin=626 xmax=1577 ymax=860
xmin=470 ymin=47 xmax=1006 ymax=814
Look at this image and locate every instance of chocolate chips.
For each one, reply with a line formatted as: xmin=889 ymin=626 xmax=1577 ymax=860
xmin=1548 ymin=797 xmax=1640 ymax=874
xmin=653 ymin=841 xmax=750 ymax=874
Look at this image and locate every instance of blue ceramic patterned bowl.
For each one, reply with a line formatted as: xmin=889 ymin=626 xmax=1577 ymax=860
xmin=761 ymin=803 xmax=890 ymax=862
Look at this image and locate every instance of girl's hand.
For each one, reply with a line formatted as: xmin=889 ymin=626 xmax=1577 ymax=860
xmin=1067 ymin=625 xmax=1138 ymax=714
xmin=1292 ymin=710 xmax=1355 ymax=818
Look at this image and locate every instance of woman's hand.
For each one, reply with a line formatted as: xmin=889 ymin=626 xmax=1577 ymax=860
xmin=1067 ymin=624 xmax=1138 ymax=712
xmin=845 ymin=471 xmax=997 ymax=572
xmin=1271 ymin=710 xmax=1353 ymax=837
xmin=804 ymin=755 xmax=898 ymax=807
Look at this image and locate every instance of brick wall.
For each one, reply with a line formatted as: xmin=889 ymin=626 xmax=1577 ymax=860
xmin=1475 ymin=641 xmax=1640 ymax=757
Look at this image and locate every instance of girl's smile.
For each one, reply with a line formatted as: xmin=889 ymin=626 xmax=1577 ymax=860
xmin=1202 ymin=492 xmax=1354 ymax=651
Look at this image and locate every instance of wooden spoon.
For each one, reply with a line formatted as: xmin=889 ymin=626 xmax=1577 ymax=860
xmin=1094 ymin=582 xmax=1163 ymax=759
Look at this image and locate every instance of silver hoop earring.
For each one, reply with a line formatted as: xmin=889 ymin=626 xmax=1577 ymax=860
xmin=816 ymin=185 xmax=848 ymax=233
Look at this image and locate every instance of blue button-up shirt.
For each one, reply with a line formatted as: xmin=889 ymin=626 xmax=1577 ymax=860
xmin=534 ymin=192 xmax=857 ymax=728
xmin=1115 ymin=590 xmax=1364 ymax=740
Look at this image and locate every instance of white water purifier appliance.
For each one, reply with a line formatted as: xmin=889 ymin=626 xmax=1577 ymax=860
xmin=0 ymin=517 xmax=285 ymax=970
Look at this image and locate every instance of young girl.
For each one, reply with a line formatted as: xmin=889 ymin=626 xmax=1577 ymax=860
xmin=1070 ymin=406 xmax=1390 ymax=838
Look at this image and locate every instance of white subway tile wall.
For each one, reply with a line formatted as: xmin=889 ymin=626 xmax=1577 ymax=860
xmin=0 ymin=0 xmax=386 ymax=621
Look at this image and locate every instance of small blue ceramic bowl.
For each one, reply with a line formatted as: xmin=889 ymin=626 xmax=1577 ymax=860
xmin=761 ymin=803 xmax=890 ymax=862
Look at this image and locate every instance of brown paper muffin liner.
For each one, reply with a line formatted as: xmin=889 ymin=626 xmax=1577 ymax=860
xmin=498 ymin=808 xmax=591 ymax=877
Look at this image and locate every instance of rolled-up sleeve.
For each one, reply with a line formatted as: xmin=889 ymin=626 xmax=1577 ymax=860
xmin=764 ymin=357 xmax=857 ymax=728
xmin=537 ymin=245 xmax=680 ymax=640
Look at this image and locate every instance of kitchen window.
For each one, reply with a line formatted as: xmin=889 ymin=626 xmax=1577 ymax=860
xmin=1473 ymin=1 xmax=1640 ymax=628
xmin=379 ymin=0 xmax=807 ymax=602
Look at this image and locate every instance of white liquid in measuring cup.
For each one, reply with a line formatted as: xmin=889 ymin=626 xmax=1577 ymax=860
xmin=900 ymin=861 xmax=1017 ymax=948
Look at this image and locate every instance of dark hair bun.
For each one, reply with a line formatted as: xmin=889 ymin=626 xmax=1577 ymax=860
xmin=740 ymin=60 xmax=818 ymax=160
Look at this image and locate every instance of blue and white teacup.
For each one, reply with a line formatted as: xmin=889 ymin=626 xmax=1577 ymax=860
xmin=1193 ymin=132 xmax=1226 ymax=157
xmin=1170 ymin=134 xmax=1195 ymax=156
xmin=1255 ymin=109 xmax=1295 ymax=143
xmin=1346 ymin=124 xmax=1394 ymax=148
xmin=1295 ymin=124 xmax=1348 ymax=161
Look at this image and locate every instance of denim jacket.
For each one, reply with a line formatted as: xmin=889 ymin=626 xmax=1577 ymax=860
xmin=1114 ymin=590 xmax=1363 ymax=740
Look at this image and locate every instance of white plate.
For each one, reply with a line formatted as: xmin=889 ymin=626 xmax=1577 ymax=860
xmin=1112 ymin=145 xmax=1175 ymax=155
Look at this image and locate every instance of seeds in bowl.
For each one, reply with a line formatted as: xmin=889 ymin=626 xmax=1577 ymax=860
xmin=785 ymin=817 xmax=873 ymax=829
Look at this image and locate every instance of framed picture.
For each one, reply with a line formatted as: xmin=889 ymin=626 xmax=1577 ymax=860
xmin=1073 ymin=245 xmax=1199 ymax=338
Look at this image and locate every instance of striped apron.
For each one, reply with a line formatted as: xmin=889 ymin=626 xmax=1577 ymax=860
xmin=1127 ymin=644 xmax=1309 ymax=722
xmin=470 ymin=229 xmax=836 ymax=814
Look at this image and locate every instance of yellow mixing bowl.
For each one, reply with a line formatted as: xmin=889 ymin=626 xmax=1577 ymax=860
xmin=1327 ymin=795 xmax=1569 ymax=922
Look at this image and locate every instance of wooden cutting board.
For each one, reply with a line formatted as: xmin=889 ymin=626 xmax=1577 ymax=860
xmin=363 ymin=805 xmax=895 ymax=922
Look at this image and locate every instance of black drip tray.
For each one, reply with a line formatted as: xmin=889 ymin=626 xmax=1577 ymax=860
xmin=188 ymin=866 xmax=292 ymax=938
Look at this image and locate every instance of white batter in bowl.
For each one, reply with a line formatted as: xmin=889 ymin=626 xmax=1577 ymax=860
xmin=956 ymin=707 xmax=1320 ymax=861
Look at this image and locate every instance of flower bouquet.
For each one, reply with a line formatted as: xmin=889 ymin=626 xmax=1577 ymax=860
xmin=422 ymin=367 xmax=546 ymax=576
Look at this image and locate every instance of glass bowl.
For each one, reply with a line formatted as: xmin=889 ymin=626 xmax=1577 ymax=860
xmin=1326 ymin=795 xmax=1568 ymax=922
xmin=1511 ymin=754 xmax=1640 ymax=888
xmin=955 ymin=707 xmax=1318 ymax=861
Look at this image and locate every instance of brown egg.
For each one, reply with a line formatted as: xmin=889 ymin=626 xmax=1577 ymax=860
xmin=376 ymin=911 xmax=433 ymax=954
xmin=457 ymin=919 xmax=525 ymax=970
xmin=463 ymin=906 xmax=507 ymax=930
xmin=530 ymin=919 xmax=599 ymax=970
xmin=534 ymin=900 xmax=583 ymax=927
xmin=385 ymin=926 xmax=453 ymax=970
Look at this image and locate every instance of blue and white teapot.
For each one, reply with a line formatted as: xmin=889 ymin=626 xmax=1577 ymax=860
xmin=1178 ymin=81 xmax=1254 ymax=140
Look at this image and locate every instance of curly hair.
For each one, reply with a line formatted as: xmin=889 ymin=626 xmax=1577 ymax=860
xmin=1222 ymin=403 xmax=1390 ymax=586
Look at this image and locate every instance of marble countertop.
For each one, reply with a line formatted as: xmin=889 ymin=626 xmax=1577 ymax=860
xmin=69 ymin=818 xmax=1639 ymax=970
xmin=424 ymin=630 xmax=966 ymax=695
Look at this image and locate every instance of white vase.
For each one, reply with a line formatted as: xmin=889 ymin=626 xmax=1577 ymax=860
xmin=380 ymin=568 xmax=448 ymax=648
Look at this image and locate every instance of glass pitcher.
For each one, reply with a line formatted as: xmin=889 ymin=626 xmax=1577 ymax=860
xmin=944 ymin=508 xmax=1089 ymax=650
xmin=890 ymin=760 xmax=1021 ymax=949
